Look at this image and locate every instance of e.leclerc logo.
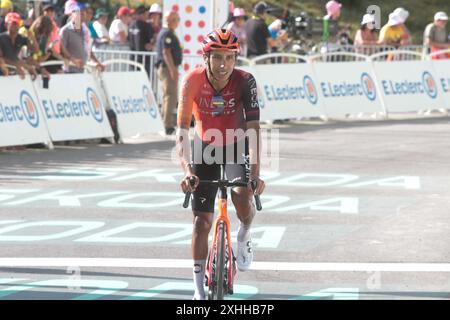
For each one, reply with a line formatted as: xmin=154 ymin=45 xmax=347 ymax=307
xmin=86 ymin=88 xmax=104 ymax=122
xmin=20 ymin=90 xmax=39 ymax=128
xmin=361 ymin=72 xmax=376 ymax=101
xmin=422 ymin=71 xmax=437 ymax=99
xmin=303 ymin=75 xmax=318 ymax=105
xmin=142 ymin=85 xmax=157 ymax=119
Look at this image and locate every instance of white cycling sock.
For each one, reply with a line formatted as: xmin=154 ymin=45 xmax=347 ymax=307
xmin=193 ymin=260 xmax=206 ymax=299
xmin=237 ymin=223 xmax=251 ymax=242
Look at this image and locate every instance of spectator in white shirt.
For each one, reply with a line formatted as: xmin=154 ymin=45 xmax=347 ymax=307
xmin=109 ymin=6 xmax=132 ymax=44
xmin=92 ymin=8 xmax=110 ymax=46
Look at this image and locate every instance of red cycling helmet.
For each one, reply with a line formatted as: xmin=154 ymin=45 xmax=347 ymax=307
xmin=202 ymin=28 xmax=240 ymax=54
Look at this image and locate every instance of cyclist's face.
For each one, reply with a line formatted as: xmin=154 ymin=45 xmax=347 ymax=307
xmin=207 ymin=51 xmax=236 ymax=82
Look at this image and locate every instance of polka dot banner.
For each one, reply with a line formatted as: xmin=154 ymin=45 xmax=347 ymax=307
xmin=164 ymin=0 xmax=228 ymax=78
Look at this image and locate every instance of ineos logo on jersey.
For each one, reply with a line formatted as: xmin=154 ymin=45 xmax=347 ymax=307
xmin=303 ymin=75 xmax=318 ymax=105
xmin=361 ymin=73 xmax=376 ymax=101
xmin=86 ymin=88 xmax=104 ymax=123
xmin=20 ymin=91 xmax=39 ymax=128
xmin=422 ymin=72 xmax=437 ymax=99
xmin=142 ymin=86 xmax=157 ymax=119
xmin=257 ymin=85 xmax=265 ymax=109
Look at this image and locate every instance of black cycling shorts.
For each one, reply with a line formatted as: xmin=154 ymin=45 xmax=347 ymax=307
xmin=191 ymin=137 xmax=249 ymax=213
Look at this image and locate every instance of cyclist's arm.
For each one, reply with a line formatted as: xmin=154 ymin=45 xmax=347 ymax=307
xmin=242 ymin=73 xmax=261 ymax=180
xmin=246 ymin=120 xmax=261 ymax=180
xmin=176 ymin=76 xmax=195 ymax=176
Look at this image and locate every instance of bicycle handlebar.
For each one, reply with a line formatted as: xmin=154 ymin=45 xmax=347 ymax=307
xmin=183 ymin=177 xmax=262 ymax=211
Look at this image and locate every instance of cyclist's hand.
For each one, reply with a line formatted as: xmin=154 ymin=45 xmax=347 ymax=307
xmin=251 ymin=177 xmax=265 ymax=196
xmin=181 ymin=174 xmax=199 ymax=194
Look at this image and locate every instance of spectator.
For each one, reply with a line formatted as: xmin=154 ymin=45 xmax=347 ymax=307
xmin=0 ymin=12 xmax=40 ymax=79
xmin=379 ymin=7 xmax=412 ymax=47
xmin=324 ymin=0 xmax=341 ymax=21
xmin=424 ymin=11 xmax=450 ymax=59
xmin=320 ymin=0 xmax=343 ymax=55
xmin=244 ymin=1 xmax=286 ymax=59
xmin=23 ymin=4 xmax=37 ymax=29
xmin=354 ymin=14 xmax=378 ymax=55
xmin=0 ymin=0 xmax=13 ymax=33
xmin=86 ymin=5 xmax=95 ymax=24
xmin=148 ymin=3 xmax=162 ymax=47
xmin=59 ymin=3 xmax=105 ymax=73
xmin=42 ymin=5 xmax=62 ymax=57
xmin=30 ymin=15 xmax=65 ymax=74
xmin=155 ymin=11 xmax=181 ymax=135
xmin=354 ymin=14 xmax=378 ymax=45
xmin=268 ymin=19 xmax=288 ymax=53
xmin=226 ymin=8 xmax=247 ymax=57
xmin=109 ymin=6 xmax=132 ymax=45
xmin=0 ymin=55 xmax=8 ymax=75
xmin=86 ymin=5 xmax=99 ymax=41
xmin=61 ymin=0 xmax=78 ymax=27
xmin=128 ymin=5 xmax=153 ymax=74
xmin=92 ymin=8 xmax=110 ymax=47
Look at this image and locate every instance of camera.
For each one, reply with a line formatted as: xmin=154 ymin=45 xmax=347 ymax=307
xmin=283 ymin=11 xmax=339 ymax=40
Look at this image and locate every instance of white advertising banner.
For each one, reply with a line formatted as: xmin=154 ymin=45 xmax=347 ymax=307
xmin=100 ymin=71 xmax=164 ymax=137
xmin=430 ymin=59 xmax=450 ymax=110
xmin=372 ymin=60 xmax=446 ymax=113
xmin=251 ymin=63 xmax=326 ymax=120
xmin=0 ymin=76 xmax=51 ymax=147
xmin=313 ymin=61 xmax=384 ymax=118
xmin=34 ymin=74 xmax=113 ymax=142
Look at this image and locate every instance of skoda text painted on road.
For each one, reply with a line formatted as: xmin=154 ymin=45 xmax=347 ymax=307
xmin=41 ymin=87 xmax=104 ymax=123
xmin=320 ymin=73 xmax=377 ymax=101
xmin=381 ymin=71 xmax=438 ymax=99
xmin=0 ymin=90 xmax=40 ymax=128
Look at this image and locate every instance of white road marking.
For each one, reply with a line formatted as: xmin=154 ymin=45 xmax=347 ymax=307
xmin=0 ymin=258 xmax=450 ymax=272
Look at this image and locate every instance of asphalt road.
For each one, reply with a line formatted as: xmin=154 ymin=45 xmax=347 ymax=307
xmin=0 ymin=116 xmax=449 ymax=300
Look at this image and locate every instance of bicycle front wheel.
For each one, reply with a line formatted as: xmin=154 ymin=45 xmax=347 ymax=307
xmin=208 ymin=221 xmax=226 ymax=300
xmin=216 ymin=221 xmax=226 ymax=300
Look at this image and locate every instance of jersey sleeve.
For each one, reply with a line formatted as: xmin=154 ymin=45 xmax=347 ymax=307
xmin=177 ymin=72 xmax=196 ymax=128
xmin=241 ymin=72 xmax=260 ymax=122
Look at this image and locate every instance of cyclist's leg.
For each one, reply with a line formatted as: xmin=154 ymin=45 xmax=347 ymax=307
xmin=227 ymin=163 xmax=255 ymax=236
xmin=225 ymin=141 xmax=255 ymax=271
xmin=228 ymin=163 xmax=255 ymax=271
xmin=225 ymin=140 xmax=255 ymax=232
xmin=191 ymin=162 xmax=219 ymax=299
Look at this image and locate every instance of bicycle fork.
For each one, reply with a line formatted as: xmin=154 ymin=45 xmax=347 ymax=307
xmin=206 ymin=189 xmax=236 ymax=295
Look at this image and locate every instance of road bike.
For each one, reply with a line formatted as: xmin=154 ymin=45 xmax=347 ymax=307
xmin=183 ymin=165 xmax=262 ymax=300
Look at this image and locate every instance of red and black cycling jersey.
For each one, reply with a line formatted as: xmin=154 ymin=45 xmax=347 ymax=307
xmin=178 ymin=66 xmax=260 ymax=146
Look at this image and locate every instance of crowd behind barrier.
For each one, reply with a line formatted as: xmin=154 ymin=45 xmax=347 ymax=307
xmin=1 ymin=48 xmax=450 ymax=150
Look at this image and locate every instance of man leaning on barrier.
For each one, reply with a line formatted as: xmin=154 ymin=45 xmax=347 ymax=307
xmin=424 ymin=11 xmax=450 ymax=59
xmin=0 ymin=12 xmax=42 ymax=79
xmin=59 ymin=3 xmax=105 ymax=73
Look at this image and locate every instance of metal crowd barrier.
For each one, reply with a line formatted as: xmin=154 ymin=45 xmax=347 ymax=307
xmin=4 ymin=44 xmax=447 ymax=104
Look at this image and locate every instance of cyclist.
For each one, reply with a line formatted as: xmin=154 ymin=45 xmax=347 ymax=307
xmin=176 ymin=28 xmax=265 ymax=300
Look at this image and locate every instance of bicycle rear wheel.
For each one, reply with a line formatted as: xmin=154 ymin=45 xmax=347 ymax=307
xmin=208 ymin=221 xmax=226 ymax=300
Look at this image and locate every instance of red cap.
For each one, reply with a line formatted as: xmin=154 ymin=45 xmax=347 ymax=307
xmin=117 ymin=6 xmax=132 ymax=17
xmin=5 ymin=12 xmax=22 ymax=25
